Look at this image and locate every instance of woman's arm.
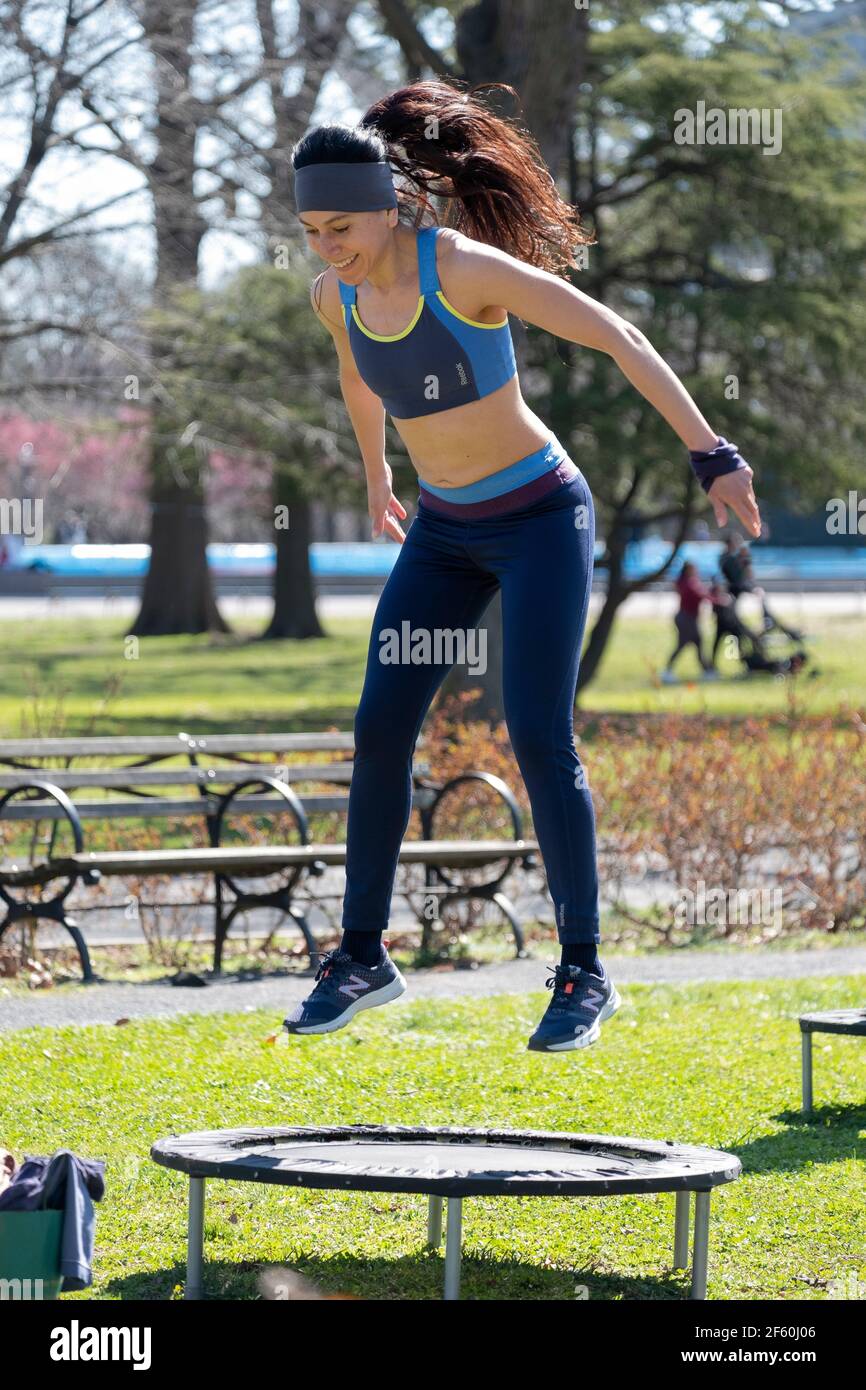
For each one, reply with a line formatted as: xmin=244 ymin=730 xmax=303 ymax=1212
xmin=310 ymin=274 xmax=407 ymax=542
xmin=445 ymin=239 xmax=762 ymax=536
xmin=449 ymin=242 xmax=717 ymax=446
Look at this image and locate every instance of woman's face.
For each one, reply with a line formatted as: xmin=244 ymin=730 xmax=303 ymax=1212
xmin=298 ymin=208 xmax=393 ymax=280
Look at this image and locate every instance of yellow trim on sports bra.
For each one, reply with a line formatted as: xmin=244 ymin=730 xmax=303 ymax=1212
xmin=435 ymin=289 xmax=508 ymax=330
xmin=350 ymin=296 xmax=425 ymax=342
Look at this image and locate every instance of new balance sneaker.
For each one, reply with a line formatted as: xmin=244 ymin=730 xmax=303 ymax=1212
xmin=282 ymin=945 xmax=407 ymax=1036
xmin=527 ymin=961 xmax=622 ymax=1053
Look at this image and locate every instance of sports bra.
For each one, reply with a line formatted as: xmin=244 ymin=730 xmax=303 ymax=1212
xmin=337 ymin=226 xmax=517 ymax=420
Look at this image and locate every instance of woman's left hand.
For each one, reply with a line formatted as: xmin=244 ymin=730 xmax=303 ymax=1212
xmin=707 ymin=465 xmax=762 ymax=538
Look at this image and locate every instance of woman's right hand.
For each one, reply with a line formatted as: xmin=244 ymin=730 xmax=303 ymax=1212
xmin=368 ymin=463 xmax=408 ymax=544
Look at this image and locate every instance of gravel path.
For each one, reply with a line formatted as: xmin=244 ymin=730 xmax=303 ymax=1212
xmin=2 ymin=945 xmax=865 ymax=1034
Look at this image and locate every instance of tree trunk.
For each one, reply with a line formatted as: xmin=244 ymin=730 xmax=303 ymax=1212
xmin=263 ymin=480 xmax=324 ymax=639
xmin=456 ymin=0 xmax=587 ymax=170
xmin=132 ymin=485 xmax=229 ymax=637
xmin=130 ymin=0 xmax=226 ymax=637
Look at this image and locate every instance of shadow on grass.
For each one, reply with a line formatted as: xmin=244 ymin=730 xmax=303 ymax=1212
xmin=730 ymin=1100 xmax=866 ymax=1175
xmin=103 ymin=1253 xmax=696 ymax=1302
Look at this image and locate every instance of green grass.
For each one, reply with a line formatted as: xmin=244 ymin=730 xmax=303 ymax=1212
xmin=0 ymin=609 xmax=863 ymax=736
xmin=2 ymin=977 xmax=864 ymax=1300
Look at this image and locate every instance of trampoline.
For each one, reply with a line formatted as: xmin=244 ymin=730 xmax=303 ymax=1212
xmin=800 ymin=1007 xmax=866 ymax=1113
xmin=150 ymin=1124 xmax=742 ymax=1300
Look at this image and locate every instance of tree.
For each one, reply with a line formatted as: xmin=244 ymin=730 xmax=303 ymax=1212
xmin=147 ymin=259 xmax=362 ymax=637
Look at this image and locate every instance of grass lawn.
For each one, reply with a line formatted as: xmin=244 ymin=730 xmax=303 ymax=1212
xmin=0 ymin=608 xmax=863 ymax=736
xmin=2 ymin=975 xmax=864 ymax=1300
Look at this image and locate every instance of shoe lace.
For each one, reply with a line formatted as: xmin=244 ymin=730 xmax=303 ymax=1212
xmin=312 ymin=947 xmax=352 ymax=989
xmin=544 ymin=964 xmax=577 ymax=1012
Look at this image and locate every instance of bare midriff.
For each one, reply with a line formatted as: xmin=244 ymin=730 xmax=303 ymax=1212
xmin=392 ymin=374 xmax=557 ymax=488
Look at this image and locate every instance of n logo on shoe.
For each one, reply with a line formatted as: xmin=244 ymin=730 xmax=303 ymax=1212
xmin=583 ymin=988 xmax=605 ymax=1013
xmin=339 ymin=975 xmax=371 ymax=999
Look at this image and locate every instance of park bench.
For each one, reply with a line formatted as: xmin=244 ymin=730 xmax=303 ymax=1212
xmin=0 ymin=733 xmax=538 ymax=983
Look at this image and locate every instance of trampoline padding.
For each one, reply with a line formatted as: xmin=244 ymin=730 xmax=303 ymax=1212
xmin=799 ymin=1008 xmax=866 ymax=1036
xmin=151 ymin=1124 xmax=741 ymax=1198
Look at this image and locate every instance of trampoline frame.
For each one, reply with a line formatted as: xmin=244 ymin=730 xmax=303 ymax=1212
xmin=151 ymin=1124 xmax=741 ymax=1301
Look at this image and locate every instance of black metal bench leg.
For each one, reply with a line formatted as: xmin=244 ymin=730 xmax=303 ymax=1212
xmin=0 ymin=905 xmax=94 ymax=984
xmin=185 ymin=1177 xmax=205 ymax=1299
xmin=63 ymin=917 xmax=94 ymax=983
xmin=288 ymin=905 xmax=318 ymax=963
xmin=490 ymin=890 xmax=525 ymax=957
xmin=213 ymin=876 xmax=227 ymax=975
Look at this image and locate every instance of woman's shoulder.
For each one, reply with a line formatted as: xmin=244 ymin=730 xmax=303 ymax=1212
xmin=310 ymin=266 xmax=348 ymax=336
xmin=429 ymin=225 xmax=508 ymax=322
xmin=431 ymin=224 xmax=483 ymax=270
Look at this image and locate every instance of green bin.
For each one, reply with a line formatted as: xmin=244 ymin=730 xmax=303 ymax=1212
xmin=0 ymin=1207 xmax=64 ymax=1300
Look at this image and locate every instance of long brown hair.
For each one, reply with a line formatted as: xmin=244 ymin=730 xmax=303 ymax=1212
xmin=359 ymin=78 xmax=594 ymax=275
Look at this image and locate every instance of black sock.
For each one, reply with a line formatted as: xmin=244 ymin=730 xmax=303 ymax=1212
xmin=340 ymin=930 xmax=383 ymax=967
xmin=560 ymin=942 xmax=602 ymax=976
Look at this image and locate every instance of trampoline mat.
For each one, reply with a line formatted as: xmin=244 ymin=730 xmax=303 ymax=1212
xmin=151 ymin=1125 xmax=741 ymax=1198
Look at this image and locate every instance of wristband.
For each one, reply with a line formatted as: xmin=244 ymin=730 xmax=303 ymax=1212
xmin=689 ymin=436 xmax=748 ymax=494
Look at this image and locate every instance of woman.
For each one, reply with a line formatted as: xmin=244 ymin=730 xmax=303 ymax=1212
xmin=283 ymin=79 xmax=761 ymax=1053
xmin=660 ymin=561 xmax=718 ymax=682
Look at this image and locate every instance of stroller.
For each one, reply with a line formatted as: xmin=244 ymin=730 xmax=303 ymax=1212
xmin=717 ymin=538 xmax=810 ymax=677
xmin=743 ymin=583 xmax=811 ymax=677
xmin=709 ymin=578 xmax=810 ymax=678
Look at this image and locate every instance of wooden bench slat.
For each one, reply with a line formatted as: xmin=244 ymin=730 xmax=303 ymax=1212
xmin=0 ymin=789 xmax=435 ymax=822
xmin=0 ymin=840 xmax=538 ymax=886
xmin=0 ymin=733 xmax=359 ymax=758
xmin=0 ymin=761 xmax=429 ymax=790
xmin=0 ymin=763 xmax=358 ymax=790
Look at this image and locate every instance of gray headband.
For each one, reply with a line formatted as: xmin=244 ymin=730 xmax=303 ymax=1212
xmin=294 ymin=160 xmax=398 ymax=213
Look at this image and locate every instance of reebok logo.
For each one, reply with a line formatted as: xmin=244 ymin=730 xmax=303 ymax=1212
xmin=338 ymin=974 xmax=371 ymax=999
xmin=455 ymin=360 xmax=468 ymax=386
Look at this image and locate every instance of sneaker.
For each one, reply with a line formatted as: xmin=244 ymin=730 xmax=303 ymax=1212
xmin=527 ymin=961 xmax=622 ymax=1053
xmin=701 ymin=668 xmax=720 ymax=681
xmin=282 ymin=945 xmax=407 ymax=1036
xmin=660 ymin=670 xmax=677 ymax=684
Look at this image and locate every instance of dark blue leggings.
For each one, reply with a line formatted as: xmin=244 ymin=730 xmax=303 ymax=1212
xmin=342 ymin=468 xmax=600 ymax=945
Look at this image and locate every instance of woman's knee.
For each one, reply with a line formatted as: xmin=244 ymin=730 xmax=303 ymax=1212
xmin=353 ymin=685 xmax=418 ymax=761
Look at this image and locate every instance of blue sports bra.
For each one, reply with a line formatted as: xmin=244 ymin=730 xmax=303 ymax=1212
xmin=337 ymin=226 xmax=517 ymax=420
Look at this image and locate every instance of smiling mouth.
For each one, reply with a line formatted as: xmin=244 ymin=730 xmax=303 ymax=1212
xmin=331 ymin=254 xmax=358 ymax=269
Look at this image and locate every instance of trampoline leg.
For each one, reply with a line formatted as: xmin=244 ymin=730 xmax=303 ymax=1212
xmin=690 ymin=1191 xmax=711 ymax=1300
xmin=443 ymin=1198 xmax=462 ymax=1300
xmin=673 ymin=1189 xmax=691 ymax=1269
xmin=185 ymin=1176 xmax=205 ymax=1299
xmin=801 ymin=1031 xmax=813 ymax=1114
xmin=427 ymin=1195 xmax=443 ymax=1247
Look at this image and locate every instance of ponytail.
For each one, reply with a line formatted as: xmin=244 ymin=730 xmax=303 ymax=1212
xmin=359 ymin=78 xmax=594 ymax=276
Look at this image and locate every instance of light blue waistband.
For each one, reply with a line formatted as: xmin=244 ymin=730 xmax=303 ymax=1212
xmin=419 ymin=436 xmax=567 ymax=502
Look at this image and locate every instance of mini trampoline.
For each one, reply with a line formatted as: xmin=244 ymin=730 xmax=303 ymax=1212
xmin=800 ymin=1007 xmax=866 ymax=1113
xmin=150 ymin=1124 xmax=742 ymax=1300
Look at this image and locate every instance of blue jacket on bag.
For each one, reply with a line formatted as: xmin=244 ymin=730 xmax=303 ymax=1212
xmin=0 ymin=1149 xmax=105 ymax=1290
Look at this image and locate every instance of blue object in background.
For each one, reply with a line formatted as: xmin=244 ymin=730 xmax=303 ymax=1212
xmin=5 ymin=539 xmax=866 ymax=582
